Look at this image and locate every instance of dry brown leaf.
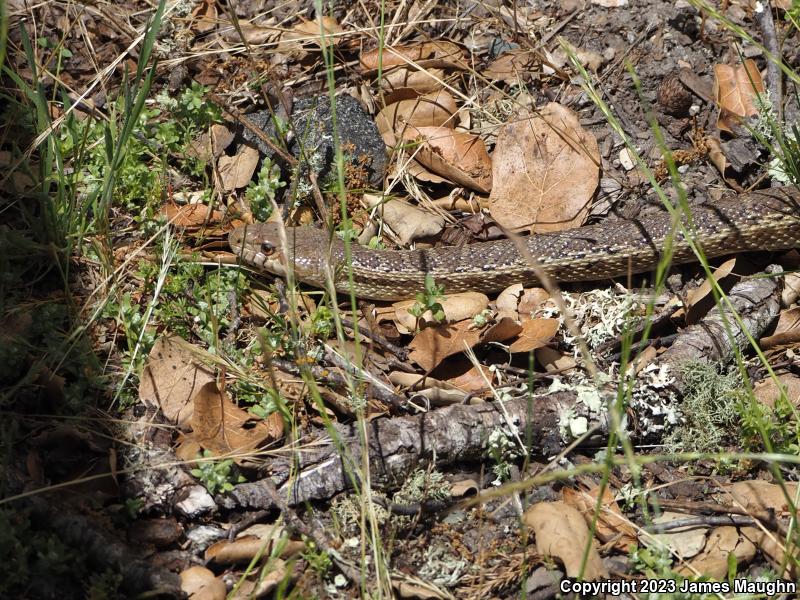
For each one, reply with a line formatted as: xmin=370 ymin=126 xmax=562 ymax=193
xmin=180 ymin=566 xmax=226 ymax=600
xmin=760 ymin=306 xmax=800 ymax=349
xmin=375 ymin=90 xmax=458 ymax=139
xmin=485 ymin=49 xmax=540 ymax=84
xmin=186 ymin=123 xmax=235 ymax=162
xmin=217 ymin=145 xmax=259 ymax=191
xmin=562 ymin=486 xmax=638 ymax=552
xmin=394 ymin=576 xmax=451 ymax=599
xmin=283 ymin=16 xmax=343 ymax=49
xmin=408 ymin=317 xmax=521 ymax=372
xmin=387 ymin=371 xmax=468 ymax=404
xmin=713 ymin=59 xmax=765 ymax=132
xmin=535 ymin=346 xmax=577 ymax=373
xmin=632 ymin=344 xmax=659 ymax=375
xmin=381 ymin=67 xmax=446 ymax=94
xmin=223 ymin=21 xmax=281 ymax=45
xmin=488 ymin=103 xmax=599 ymax=233
xmin=523 ymin=501 xmax=608 ymax=579
xmin=725 ymin=480 xmax=799 ymax=516
xmin=753 ymin=372 xmax=800 ymax=408
xmin=243 ymin=288 xmax=317 ymax=320
xmin=190 ymin=0 xmax=217 ymax=34
xmin=139 ymin=336 xmax=216 ymax=429
xmin=398 ymin=157 xmax=450 ymax=185
xmin=206 ymin=525 xmax=303 ymax=564
xmin=704 ymin=135 xmax=728 ymax=176
xmin=403 ymin=126 xmax=492 ymax=193
xmin=161 ymin=203 xmax=225 ymax=229
xmin=363 ymin=193 xmax=445 ymax=245
xmin=228 ymin=558 xmax=288 ymax=600
xmin=674 ymin=257 xmax=737 ymax=324
xmin=450 ymin=479 xmax=479 ymax=497
xmin=442 ymin=361 xmax=494 ymax=393
xmin=360 ymin=41 xmax=465 ymax=72
xmin=519 ymin=288 xmax=551 ymax=315
xmin=740 ymin=526 xmax=796 ymax=579
xmin=393 ymin=292 xmax=489 ymax=331
xmin=188 ymin=381 xmax=283 ymax=456
xmin=508 ymin=318 xmax=559 ymax=353
xmin=679 ymin=526 xmax=757 ymax=580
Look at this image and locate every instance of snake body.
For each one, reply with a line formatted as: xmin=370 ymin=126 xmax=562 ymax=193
xmin=229 ymin=187 xmax=800 ymax=301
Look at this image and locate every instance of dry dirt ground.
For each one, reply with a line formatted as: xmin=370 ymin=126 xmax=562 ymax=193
xmin=4 ymin=0 xmax=800 ymax=598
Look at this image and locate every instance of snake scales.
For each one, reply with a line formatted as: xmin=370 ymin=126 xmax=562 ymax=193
xmin=229 ymin=187 xmax=800 ymax=301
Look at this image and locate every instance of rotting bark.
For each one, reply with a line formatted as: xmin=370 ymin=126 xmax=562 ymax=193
xmin=219 ymin=270 xmax=782 ymax=511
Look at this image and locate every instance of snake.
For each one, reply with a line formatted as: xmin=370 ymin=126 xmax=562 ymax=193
xmin=228 ymin=187 xmax=800 ymax=301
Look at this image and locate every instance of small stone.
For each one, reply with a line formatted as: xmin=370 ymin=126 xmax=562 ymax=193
xmin=658 ymin=72 xmax=692 ymax=117
xmin=619 ymin=148 xmax=635 ymax=171
xmin=175 ymin=485 xmax=216 ymax=518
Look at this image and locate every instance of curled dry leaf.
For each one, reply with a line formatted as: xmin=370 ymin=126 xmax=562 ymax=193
xmin=206 ymin=524 xmax=303 ymax=564
xmin=217 ymin=145 xmax=259 ymax=191
xmin=228 ymin=558 xmax=288 ymax=600
xmin=523 ymin=501 xmax=608 ymax=580
xmin=161 ymin=203 xmax=226 ymax=229
xmin=753 ymin=372 xmax=800 ymax=408
xmin=508 ymin=318 xmax=559 ymax=353
xmin=562 ymin=486 xmax=638 ymax=552
xmin=388 ymin=371 xmax=467 ymax=405
xmin=673 ymin=257 xmax=737 ymax=324
xmin=713 ymin=59 xmax=765 ymax=133
xmin=408 ymin=316 xmax=522 ymax=372
xmin=450 ymin=479 xmax=479 ymax=497
xmin=363 ymin=193 xmax=445 ymax=245
xmin=180 ymin=566 xmax=226 ymax=600
xmin=760 ymin=306 xmax=800 ymax=349
xmin=360 ymin=40 xmax=465 ymax=72
xmin=283 ymin=16 xmax=343 ymax=49
xmin=488 ymin=103 xmax=599 ymax=233
xmin=139 ymin=336 xmax=216 ymax=429
xmin=187 ymin=381 xmax=283 ymax=457
xmin=704 ymin=135 xmax=727 ymax=176
xmin=496 ymin=284 xmax=525 ymax=314
xmin=190 ymin=0 xmax=217 ymax=34
xmin=375 ymin=90 xmax=458 ymax=142
xmin=403 ymin=125 xmax=492 ymax=193
xmin=381 ymin=67 xmax=446 ymax=94
xmin=393 ymin=291 xmax=489 ymax=331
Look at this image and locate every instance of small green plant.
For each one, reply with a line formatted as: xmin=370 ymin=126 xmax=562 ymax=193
xmin=190 ymin=450 xmax=246 ymax=495
xmin=302 ymin=540 xmax=333 ymax=576
xmin=737 ymin=391 xmax=800 ymax=454
xmin=471 ymin=308 xmax=492 ymax=328
xmin=245 ymin=157 xmax=285 ymax=221
xmin=408 ymin=274 xmax=446 ymax=324
xmin=309 ymin=304 xmax=335 ymax=339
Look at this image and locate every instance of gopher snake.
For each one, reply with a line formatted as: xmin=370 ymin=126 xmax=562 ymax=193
xmin=229 ymin=187 xmax=800 ymax=301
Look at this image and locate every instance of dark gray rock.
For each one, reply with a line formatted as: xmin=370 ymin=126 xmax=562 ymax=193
xmin=241 ymin=94 xmax=387 ymax=190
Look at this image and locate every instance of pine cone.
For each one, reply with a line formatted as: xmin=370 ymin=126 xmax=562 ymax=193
xmin=658 ymin=72 xmax=692 ymax=117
